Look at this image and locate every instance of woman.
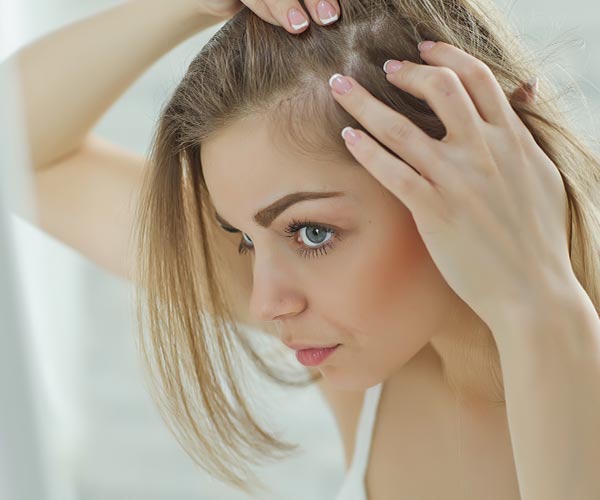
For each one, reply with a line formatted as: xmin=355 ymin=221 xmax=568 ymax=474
xmin=10 ymin=0 xmax=600 ymax=498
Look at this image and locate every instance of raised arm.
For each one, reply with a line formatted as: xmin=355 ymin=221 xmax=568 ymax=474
xmin=3 ymin=1 xmax=227 ymax=280
xmin=13 ymin=0 xmax=226 ymax=169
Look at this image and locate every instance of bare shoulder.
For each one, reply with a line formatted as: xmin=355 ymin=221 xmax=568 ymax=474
xmin=314 ymin=374 xmax=366 ymax=470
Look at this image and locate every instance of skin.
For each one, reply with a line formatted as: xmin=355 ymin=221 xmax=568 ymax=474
xmin=201 ymin=112 xmax=506 ymax=408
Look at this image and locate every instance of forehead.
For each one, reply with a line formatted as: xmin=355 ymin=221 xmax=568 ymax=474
xmin=200 ymin=113 xmax=365 ymax=212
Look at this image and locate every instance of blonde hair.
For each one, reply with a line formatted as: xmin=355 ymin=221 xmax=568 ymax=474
xmin=131 ymin=0 xmax=600 ymax=494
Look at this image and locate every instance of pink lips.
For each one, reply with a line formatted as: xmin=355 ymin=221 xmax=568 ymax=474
xmin=294 ymin=345 xmax=340 ymax=367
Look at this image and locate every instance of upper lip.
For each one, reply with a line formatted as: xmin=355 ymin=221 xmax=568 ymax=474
xmin=283 ymin=340 xmax=340 ymax=351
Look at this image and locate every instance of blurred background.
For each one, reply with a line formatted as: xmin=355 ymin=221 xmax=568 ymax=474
xmin=0 ymin=0 xmax=598 ymax=499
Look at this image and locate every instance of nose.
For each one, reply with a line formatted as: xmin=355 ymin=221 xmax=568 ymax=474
xmin=248 ymin=251 xmax=306 ymax=323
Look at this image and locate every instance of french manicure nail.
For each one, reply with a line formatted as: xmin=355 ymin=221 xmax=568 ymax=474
xmin=418 ymin=40 xmax=436 ymax=52
xmin=383 ymin=60 xmax=404 ymax=74
xmin=288 ymin=8 xmax=309 ymax=31
xmin=317 ymin=0 xmax=339 ymax=25
xmin=328 ymin=73 xmax=352 ymax=95
xmin=341 ymin=127 xmax=360 ymax=145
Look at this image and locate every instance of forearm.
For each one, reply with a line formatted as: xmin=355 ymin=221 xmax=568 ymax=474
xmin=9 ymin=0 xmax=225 ymax=169
xmin=493 ymin=279 xmax=600 ymax=500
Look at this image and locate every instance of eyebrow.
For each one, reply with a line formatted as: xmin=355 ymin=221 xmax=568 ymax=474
xmin=214 ymin=191 xmax=345 ymax=230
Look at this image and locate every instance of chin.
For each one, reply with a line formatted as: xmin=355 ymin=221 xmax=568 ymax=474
xmin=318 ymin=367 xmax=383 ymax=392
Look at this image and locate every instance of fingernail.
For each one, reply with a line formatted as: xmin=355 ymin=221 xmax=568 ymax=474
xmin=288 ymin=8 xmax=309 ymax=31
xmin=383 ymin=59 xmax=404 ymax=74
xmin=317 ymin=0 xmax=339 ymax=25
xmin=418 ymin=40 xmax=436 ymax=52
xmin=526 ymin=76 xmax=539 ymax=93
xmin=328 ymin=73 xmax=352 ymax=95
xmin=341 ymin=127 xmax=360 ymax=145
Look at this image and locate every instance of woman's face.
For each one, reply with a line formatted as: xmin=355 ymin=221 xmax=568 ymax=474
xmin=201 ymin=113 xmax=469 ymax=391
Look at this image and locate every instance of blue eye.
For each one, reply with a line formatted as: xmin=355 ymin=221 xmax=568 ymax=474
xmin=236 ymin=218 xmax=341 ymax=259
xmin=298 ymin=225 xmax=333 ymax=247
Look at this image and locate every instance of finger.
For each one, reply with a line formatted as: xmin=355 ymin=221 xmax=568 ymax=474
xmin=304 ymin=0 xmax=340 ymax=26
xmin=416 ymin=41 xmax=518 ymax=127
xmin=511 ymin=77 xmax=538 ymax=105
xmin=328 ymin=73 xmax=443 ymax=182
xmin=339 ymin=126 xmax=437 ymax=216
xmin=382 ymin=59 xmax=484 ymax=142
xmin=240 ymin=0 xmax=281 ymax=26
xmin=259 ymin=0 xmax=312 ymax=32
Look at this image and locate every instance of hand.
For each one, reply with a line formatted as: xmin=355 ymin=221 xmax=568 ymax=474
xmin=328 ymin=41 xmax=572 ymax=333
xmin=198 ymin=0 xmax=340 ymax=33
xmin=195 ymin=0 xmax=245 ymax=19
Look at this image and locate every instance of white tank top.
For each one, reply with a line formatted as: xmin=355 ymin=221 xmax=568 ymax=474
xmin=334 ymin=382 xmax=384 ymax=500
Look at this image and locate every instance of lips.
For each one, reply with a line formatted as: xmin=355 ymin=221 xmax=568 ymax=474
xmin=283 ymin=340 xmax=340 ymax=351
xmin=295 ymin=344 xmax=340 ymax=367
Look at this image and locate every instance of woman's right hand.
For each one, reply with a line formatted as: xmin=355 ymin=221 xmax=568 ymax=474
xmin=198 ymin=0 xmax=341 ymax=34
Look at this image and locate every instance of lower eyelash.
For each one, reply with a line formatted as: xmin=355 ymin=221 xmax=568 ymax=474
xmin=295 ymin=238 xmax=338 ymax=259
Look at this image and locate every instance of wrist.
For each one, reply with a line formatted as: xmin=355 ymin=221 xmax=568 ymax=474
xmin=170 ymin=0 xmax=236 ymax=21
xmin=140 ymin=0 xmax=228 ymax=34
xmin=492 ymin=272 xmax=594 ymax=346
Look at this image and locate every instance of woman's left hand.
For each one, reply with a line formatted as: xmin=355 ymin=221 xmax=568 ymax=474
xmin=328 ymin=41 xmax=575 ymax=333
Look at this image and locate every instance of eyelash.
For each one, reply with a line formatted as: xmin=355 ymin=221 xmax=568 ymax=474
xmin=237 ymin=218 xmax=342 ymax=259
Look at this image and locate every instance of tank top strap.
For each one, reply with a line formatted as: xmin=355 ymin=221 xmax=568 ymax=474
xmin=349 ymin=382 xmax=384 ymax=477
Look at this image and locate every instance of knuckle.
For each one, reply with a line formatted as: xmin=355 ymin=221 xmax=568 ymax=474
xmin=383 ymin=116 xmax=413 ymax=142
xmin=464 ymin=60 xmax=494 ymax=84
xmin=428 ymin=67 xmax=461 ymax=93
xmin=384 ymin=118 xmax=413 ymax=143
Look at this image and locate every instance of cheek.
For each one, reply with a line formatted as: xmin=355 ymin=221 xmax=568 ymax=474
xmin=355 ymin=219 xmax=429 ymax=327
xmin=330 ymin=212 xmax=453 ymax=344
xmin=318 ymin=213 xmax=427 ymax=332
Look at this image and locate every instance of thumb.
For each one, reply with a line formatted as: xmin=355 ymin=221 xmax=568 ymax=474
xmin=511 ymin=76 xmax=539 ymax=105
